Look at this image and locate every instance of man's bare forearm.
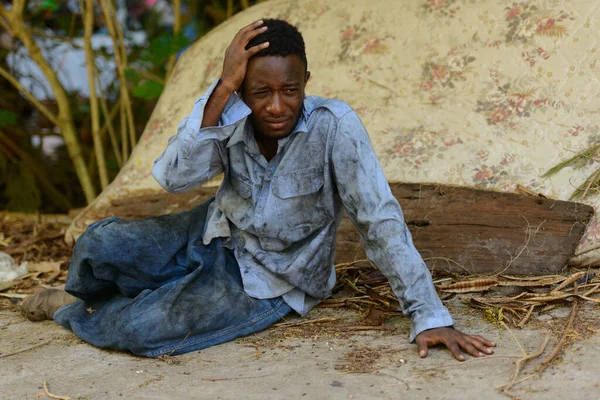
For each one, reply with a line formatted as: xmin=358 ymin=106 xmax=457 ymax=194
xmin=201 ymin=80 xmax=236 ymax=128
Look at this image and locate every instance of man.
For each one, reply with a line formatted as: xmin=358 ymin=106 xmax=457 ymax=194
xmin=22 ymin=19 xmax=495 ymax=360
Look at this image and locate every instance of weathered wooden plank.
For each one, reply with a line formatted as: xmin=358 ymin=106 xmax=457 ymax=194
xmin=336 ymin=184 xmax=593 ymax=275
xmin=104 ymin=183 xmax=594 ymax=276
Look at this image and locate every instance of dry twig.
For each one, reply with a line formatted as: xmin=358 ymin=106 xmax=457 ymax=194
xmin=272 ymin=317 xmax=340 ymax=329
xmin=499 ymin=334 xmax=550 ymax=392
xmin=0 ymin=341 xmax=51 ymax=359
xmin=537 ymin=300 xmax=579 ymax=371
xmin=43 ymin=381 xmax=71 ymax=400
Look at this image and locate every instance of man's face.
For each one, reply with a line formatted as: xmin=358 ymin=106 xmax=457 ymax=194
xmin=241 ymin=55 xmax=309 ymax=140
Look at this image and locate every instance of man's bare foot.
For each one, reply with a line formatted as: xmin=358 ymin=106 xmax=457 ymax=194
xmin=20 ymin=289 xmax=77 ymax=321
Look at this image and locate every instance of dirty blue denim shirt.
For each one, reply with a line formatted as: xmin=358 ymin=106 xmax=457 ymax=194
xmin=152 ymin=79 xmax=453 ymax=341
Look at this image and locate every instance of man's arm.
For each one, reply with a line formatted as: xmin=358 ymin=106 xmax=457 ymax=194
xmin=153 ymin=21 xmax=269 ymax=193
xmin=331 ymin=110 xmax=495 ymax=361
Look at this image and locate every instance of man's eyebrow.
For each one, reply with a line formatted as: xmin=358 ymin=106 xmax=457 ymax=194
xmin=248 ymin=84 xmax=269 ymax=91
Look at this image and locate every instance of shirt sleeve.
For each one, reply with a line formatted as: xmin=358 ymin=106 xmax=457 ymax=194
xmin=152 ymin=79 xmax=251 ymax=193
xmin=331 ymin=110 xmax=453 ymax=342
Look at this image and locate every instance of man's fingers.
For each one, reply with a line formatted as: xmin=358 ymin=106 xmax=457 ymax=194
xmin=242 ymin=25 xmax=268 ymax=44
xmin=231 ymin=20 xmax=266 ymax=48
xmin=455 ymin=336 xmax=485 ymax=358
xmin=447 ymin=341 xmax=465 ymax=361
xmin=237 ymin=19 xmax=264 ymax=36
xmin=467 ymin=336 xmax=495 ymax=354
xmin=415 ymin=337 xmax=429 ymax=358
xmin=470 ymin=335 xmax=496 ymax=347
xmin=246 ymin=41 xmax=269 ymax=56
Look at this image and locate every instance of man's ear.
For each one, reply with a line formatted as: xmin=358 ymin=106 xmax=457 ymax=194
xmin=305 ymin=71 xmax=311 ymax=85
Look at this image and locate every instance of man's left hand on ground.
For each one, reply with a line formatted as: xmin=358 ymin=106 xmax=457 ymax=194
xmin=414 ymin=327 xmax=496 ymax=361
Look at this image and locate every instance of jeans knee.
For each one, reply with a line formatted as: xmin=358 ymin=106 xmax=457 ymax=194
xmin=87 ymin=216 xmax=120 ymax=232
xmin=74 ymin=216 xmax=120 ymax=253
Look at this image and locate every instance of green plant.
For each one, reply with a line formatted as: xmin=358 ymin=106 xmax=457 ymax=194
xmin=542 ymin=145 xmax=600 ymax=200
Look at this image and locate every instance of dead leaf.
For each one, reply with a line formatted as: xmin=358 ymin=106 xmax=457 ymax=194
xmin=0 ymin=234 xmax=13 ymax=247
xmin=363 ymin=307 xmax=385 ymax=326
xmin=27 ymin=261 xmax=61 ymax=274
xmin=438 ymin=278 xmax=499 ymax=293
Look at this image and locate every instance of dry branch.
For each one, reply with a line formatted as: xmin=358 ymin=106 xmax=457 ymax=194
xmin=165 ymin=0 xmax=181 ymax=81
xmin=537 ymin=300 xmax=578 ymax=371
xmin=499 ymin=334 xmax=550 ymax=393
xmin=0 ymin=0 xmax=96 ymax=203
xmin=99 ymin=0 xmax=137 ymax=154
xmin=43 ymin=381 xmax=71 ymax=400
xmin=0 ymin=130 xmax=72 ymax=211
xmin=0 ymin=341 xmax=51 ymax=359
xmin=0 ymin=66 xmax=59 ymax=126
xmin=438 ymin=278 xmax=498 ymax=293
xmin=272 ymin=317 xmax=340 ymax=328
xmin=80 ymin=0 xmax=109 ymax=189
xmin=517 ymin=305 xmax=535 ymax=328
xmin=96 ymin=76 xmax=123 ymax=167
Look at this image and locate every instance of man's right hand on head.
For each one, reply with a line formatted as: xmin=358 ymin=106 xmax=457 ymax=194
xmin=201 ymin=20 xmax=269 ymax=128
xmin=220 ymin=20 xmax=270 ymax=93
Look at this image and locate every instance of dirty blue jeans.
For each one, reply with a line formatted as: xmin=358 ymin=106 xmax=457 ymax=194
xmin=54 ymin=198 xmax=291 ymax=357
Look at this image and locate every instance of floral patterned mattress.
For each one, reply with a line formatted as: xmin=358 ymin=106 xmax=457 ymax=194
xmin=68 ymin=0 xmax=600 ymax=260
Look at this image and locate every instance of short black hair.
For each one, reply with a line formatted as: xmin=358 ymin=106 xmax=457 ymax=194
xmin=245 ymin=18 xmax=307 ymax=71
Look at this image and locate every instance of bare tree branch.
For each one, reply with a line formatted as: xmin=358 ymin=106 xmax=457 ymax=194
xmin=0 ymin=129 xmax=72 ymax=211
xmin=80 ymin=0 xmax=109 ymax=189
xmin=0 ymin=65 xmax=60 ymax=126
xmin=96 ymin=75 xmax=123 ymax=168
xmin=165 ymin=0 xmax=181 ymax=81
xmin=6 ymin=0 xmax=97 ymax=203
xmin=100 ymin=0 xmax=137 ymax=157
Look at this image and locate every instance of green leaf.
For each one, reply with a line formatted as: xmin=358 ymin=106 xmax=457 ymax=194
xmin=0 ymin=110 xmax=17 ymax=127
xmin=125 ymin=67 xmax=141 ymax=83
xmin=171 ymin=33 xmax=191 ymax=53
xmin=107 ymin=160 xmax=120 ymax=169
xmin=132 ymin=80 xmax=164 ymax=100
xmin=146 ymin=34 xmax=173 ymax=65
xmin=570 ymin=168 xmax=600 ymax=200
xmin=40 ymin=0 xmax=59 ymax=12
xmin=78 ymin=103 xmax=90 ymax=114
xmin=141 ymin=32 xmax=192 ymax=67
xmin=542 ymin=145 xmax=600 ymax=178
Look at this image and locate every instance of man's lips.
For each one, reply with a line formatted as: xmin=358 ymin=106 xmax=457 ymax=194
xmin=264 ymin=119 xmax=290 ymax=130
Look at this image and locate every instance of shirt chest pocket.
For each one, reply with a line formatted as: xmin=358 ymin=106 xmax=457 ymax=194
xmin=271 ymin=168 xmax=330 ymax=241
xmin=218 ymin=172 xmax=254 ymax=229
xmin=231 ymin=172 xmax=252 ymax=199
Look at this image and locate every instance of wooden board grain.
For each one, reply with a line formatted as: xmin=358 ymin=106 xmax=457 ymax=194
xmin=105 ymin=183 xmax=594 ymax=275
xmin=337 ymin=184 xmax=593 ymax=275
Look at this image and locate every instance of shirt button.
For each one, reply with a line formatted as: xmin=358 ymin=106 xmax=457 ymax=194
xmin=257 ymin=207 xmax=262 ymax=214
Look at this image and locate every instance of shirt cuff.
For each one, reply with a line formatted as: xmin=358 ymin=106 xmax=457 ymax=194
xmin=182 ymin=79 xmax=251 ymax=142
xmin=409 ymin=306 xmax=454 ymax=342
xmin=198 ymin=79 xmax=251 ymax=127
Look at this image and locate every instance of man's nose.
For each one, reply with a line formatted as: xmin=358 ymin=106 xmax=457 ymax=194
xmin=266 ymin=92 xmax=284 ymax=115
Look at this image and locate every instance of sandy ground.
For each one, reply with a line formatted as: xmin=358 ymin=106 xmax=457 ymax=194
xmin=1 ymin=298 xmax=600 ymax=400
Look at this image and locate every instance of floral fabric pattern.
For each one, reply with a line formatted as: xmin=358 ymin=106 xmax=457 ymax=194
xmin=67 ymin=0 xmax=600 ymax=251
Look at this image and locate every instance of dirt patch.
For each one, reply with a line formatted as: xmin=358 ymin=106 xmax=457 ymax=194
xmin=335 ymin=346 xmax=386 ymax=373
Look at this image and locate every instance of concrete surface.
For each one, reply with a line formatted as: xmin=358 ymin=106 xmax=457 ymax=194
xmin=1 ymin=299 xmax=600 ymax=400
